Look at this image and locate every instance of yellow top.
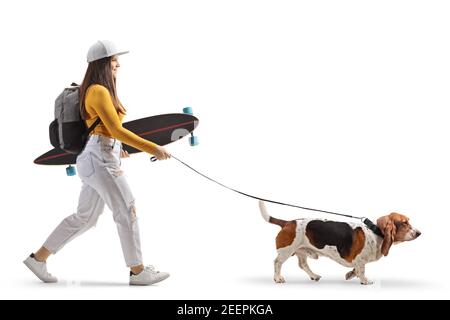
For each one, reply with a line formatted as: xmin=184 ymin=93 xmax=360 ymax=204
xmin=84 ymin=84 xmax=158 ymax=155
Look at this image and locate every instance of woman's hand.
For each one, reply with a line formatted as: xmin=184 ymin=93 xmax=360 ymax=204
xmin=120 ymin=149 xmax=130 ymax=158
xmin=153 ymin=145 xmax=171 ymax=160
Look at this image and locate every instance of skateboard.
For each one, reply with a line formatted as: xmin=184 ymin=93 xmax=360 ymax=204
xmin=34 ymin=107 xmax=199 ymax=176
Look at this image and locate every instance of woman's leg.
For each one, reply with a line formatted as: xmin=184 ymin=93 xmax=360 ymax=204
xmin=24 ymin=183 xmax=104 ymax=283
xmin=130 ymin=264 xmax=144 ymax=274
xmin=41 ymin=183 xmax=105 ymax=254
xmin=78 ymin=138 xmax=165 ymax=282
xmin=34 ymin=247 xmax=51 ymax=262
xmin=89 ymin=166 xmax=143 ymax=268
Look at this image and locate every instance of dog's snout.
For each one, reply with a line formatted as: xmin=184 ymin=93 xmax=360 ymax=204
xmin=415 ymin=231 xmax=421 ymax=237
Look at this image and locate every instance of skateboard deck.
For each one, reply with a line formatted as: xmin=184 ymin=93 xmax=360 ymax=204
xmin=34 ymin=113 xmax=199 ymax=165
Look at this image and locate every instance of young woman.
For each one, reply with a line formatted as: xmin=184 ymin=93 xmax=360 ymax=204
xmin=24 ymin=40 xmax=171 ymax=286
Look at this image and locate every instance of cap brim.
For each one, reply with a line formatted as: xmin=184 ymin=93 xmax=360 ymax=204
xmin=87 ymin=51 xmax=130 ymax=63
xmin=114 ymin=51 xmax=129 ymax=57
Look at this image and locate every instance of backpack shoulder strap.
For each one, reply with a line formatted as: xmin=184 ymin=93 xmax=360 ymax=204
xmin=86 ymin=117 xmax=101 ymax=134
xmin=80 ymin=118 xmax=101 ymax=146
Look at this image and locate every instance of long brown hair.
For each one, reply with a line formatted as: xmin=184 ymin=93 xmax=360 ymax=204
xmin=79 ymin=56 xmax=124 ymax=120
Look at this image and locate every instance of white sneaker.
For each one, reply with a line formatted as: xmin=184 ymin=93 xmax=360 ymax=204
xmin=129 ymin=265 xmax=170 ymax=286
xmin=23 ymin=254 xmax=58 ymax=283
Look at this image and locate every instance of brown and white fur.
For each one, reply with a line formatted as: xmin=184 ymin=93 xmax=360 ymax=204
xmin=259 ymin=201 xmax=421 ymax=285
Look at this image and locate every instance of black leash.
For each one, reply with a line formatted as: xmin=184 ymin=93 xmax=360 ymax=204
xmin=152 ymin=155 xmax=384 ymax=237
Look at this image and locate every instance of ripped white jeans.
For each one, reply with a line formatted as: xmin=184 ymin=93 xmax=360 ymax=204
xmin=43 ymin=134 xmax=142 ymax=267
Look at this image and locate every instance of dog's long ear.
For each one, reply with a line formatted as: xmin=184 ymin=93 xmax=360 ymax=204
xmin=377 ymin=215 xmax=397 ymax=256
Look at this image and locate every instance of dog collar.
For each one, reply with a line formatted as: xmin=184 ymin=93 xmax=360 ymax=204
xmin=363 ymin=218 xmax=384 ymax=238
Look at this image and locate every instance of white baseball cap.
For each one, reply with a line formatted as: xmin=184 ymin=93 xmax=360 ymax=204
xmin=86 ymin=40 xmax=129 ymax=63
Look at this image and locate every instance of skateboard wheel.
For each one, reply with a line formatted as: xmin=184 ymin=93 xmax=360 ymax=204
xmin=189 ymin=136 xmax=199 ymax=146
xmin=183 ymin=106 xmax=193 ymax=115
xmin=66 ymin=165 xmax=76 ymax=176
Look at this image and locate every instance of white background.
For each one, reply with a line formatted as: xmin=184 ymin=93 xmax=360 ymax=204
xmin=1 ymin=0 xmax=449 ymax=300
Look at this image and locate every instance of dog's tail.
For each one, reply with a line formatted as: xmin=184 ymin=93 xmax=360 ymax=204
xmin=259 ymin=201 xmax=288 ymax=228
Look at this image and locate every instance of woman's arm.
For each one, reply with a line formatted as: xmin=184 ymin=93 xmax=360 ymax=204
xmin=87 ymin=85 xmax=163 ymax=156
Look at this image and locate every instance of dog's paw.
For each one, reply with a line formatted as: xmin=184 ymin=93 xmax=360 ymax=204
xmin=274 ymin=275 xmax=286 ymax=283
xmin=360 ymin=279 xmax=374 ymax=285
xmin=345 ymin=270 xmax=356 ymax=280
xmin=310 ymin=275 xmax=321 ymax=282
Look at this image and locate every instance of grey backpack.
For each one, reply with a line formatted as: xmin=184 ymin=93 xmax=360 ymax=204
xmin=49 ymin=83 xmax=100 ymax=154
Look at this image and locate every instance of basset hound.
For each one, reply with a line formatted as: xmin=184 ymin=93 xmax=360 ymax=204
xmin=259 ymin=201 xmax=421 ymax=285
